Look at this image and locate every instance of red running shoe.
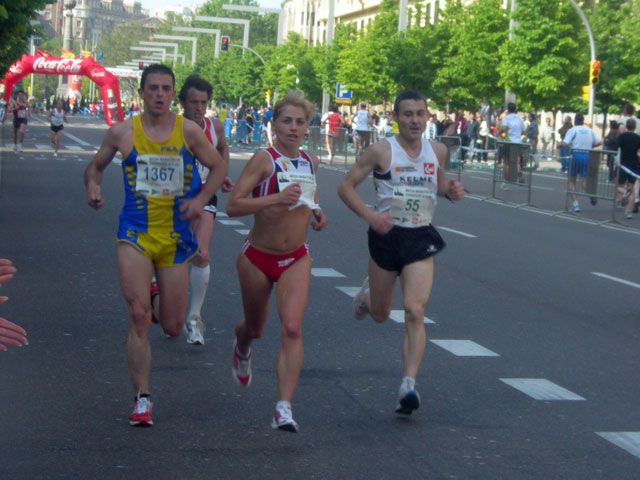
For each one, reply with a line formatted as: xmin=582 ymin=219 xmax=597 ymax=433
xmin=129 ymin=396 xmax=153 ymax=427
xmin=232 ymin=339 xmax=252 ymax=387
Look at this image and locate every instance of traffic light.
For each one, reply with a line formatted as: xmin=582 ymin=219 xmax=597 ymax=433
xmin=581 ymin=85 xmax=590 ymax=102
xmin=221 ymin=36 xmax=230 ymax=52
xmin=138 ymin=61 xmax=144 ymax=70
xmin=589 ymin=60 xmax=601 ymax=84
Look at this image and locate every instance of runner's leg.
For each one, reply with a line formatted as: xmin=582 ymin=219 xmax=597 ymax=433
xmin=367 ymin=258 xmax=397 ymax=323
xmin=274 ymin=255 xmax=311 ymax=402
xmin=155 ymin=262 xmax=190 ymax=337
xmin=398 ymin=258 xmax=434 ymax=379
xmin=117 ymin=243 xmax=154 ymax=395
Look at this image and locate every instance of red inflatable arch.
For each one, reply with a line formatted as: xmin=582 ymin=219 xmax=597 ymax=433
xmin=1 ymin=53 xmax=124 ymax=125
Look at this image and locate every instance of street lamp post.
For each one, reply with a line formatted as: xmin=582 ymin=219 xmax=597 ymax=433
xmin=567 ymin=0 xmax=596 ymax=126
xmin=153 ymin=35 xmax=198 ymax=65
xmin=195 ymin=16 xmax=250 ymax=49
xmin=138 ymin=41 xmax=179 ymax=65
xmin=130 ymin=46 xmax=167 ymax=62
xmin=172 ymin=27 xmax=221 ymax=59
xmin=221 ymin=4 xmax=283 ymax=45
xmin=57 ymin=0 xmax=76 ymax=98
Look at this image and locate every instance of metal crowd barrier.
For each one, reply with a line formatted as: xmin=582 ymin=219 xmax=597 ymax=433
xmin=330 ymin=127 xmax=351 ymax=166
xmin=492 ymin=141 xmax=533 ymax=205
xmin=436 ymin=135 xmax=463 ymax=181
xmin=565 ymin=149 xmax=618 ymax=222
xmin=305 ymin=126 xmax=324 ymax=157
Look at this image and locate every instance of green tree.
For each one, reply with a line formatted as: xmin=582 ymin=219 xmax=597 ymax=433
xmin=497 ymin=0 xmax=584 ymax=111
xmin=96 ymin=20 xmax=159 ymax=68
xmin=336 ymin=0 xmax=398 ymax=104
xmin=433 ymin=0 xmax=508 ymax=111
xmin=0 ymin=0 xmax=55 ymax=75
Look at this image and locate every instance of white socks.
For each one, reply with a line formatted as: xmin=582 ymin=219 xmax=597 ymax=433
xmin=400 ymin=376 xmax=416 ymax=393
xmin=188 ymin=264 xmax=210 ymax=319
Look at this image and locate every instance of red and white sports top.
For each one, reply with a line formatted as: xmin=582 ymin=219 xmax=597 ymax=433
xmin=252 ymin=147 xmax=319 ymax=210
xmin=197 ymin=117 xmax=218 ymax=182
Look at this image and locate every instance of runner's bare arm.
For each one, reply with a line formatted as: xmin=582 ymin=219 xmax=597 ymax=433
xmin=310 ymin=154 xmax=327 ymax=231
xmin=83 ymin=125 xmax=121 ymax=209
xmin=432 ymin=141 xmax=464 ymax=201
xmin=226 ymin=151 xmax=301 ymax=217
xmin=337 ymin=141 xmax=386 ymax=224
xmin=213 ymin=118 xmax=234 ymax=191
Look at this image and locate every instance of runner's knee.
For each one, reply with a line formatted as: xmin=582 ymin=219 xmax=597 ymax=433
xmin=370 ymin=305 xmax=390 ymax=323
xmin=194 ymin=251 xmax=209 ymax=266
xmin=403 ymin=303 xmax=425 ymax=323
xmin=280 ymin=318 xmax=302 ymax=340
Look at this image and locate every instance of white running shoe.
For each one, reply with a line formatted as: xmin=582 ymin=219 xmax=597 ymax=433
xmin=572 ymin=201 xmax=581 ymax=213
xmin=271 ymin=402 xmax=299 ymax=433
xmin=185 ymin=314 xmax=205 ymax=345
xmin=232 ymin=339 xmax=252 ymax=387
xmin=352 ymin=276 xmax=370 ymax=320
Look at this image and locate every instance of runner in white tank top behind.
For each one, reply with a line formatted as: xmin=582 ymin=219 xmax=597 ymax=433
xmin=338 ymin=90 xmax=464 ymax=416
xmin=353 ymin=102 xmax=372 ymax=158
xmin=176 ymin=75 xmax=233 ymax=345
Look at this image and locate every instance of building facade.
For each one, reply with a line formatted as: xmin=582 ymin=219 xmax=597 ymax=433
xmin=281 ymin=0 xmax=449 ymax=45
xmin=41 ymin=0 xmax=149 ymax=47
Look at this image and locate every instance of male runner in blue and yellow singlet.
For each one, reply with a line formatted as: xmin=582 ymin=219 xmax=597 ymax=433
xmin=83 ymin=64 xmax=227 ymax=427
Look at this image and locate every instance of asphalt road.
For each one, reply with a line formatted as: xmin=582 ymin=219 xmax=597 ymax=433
xmin=0 ymin=117 xmax=639 ymax=479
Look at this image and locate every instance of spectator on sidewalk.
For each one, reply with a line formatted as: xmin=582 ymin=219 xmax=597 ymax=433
xmin=615 ymin=118 xmax=640 ymax=219
xmin=557 ymin=116 xmax=573 ymax=173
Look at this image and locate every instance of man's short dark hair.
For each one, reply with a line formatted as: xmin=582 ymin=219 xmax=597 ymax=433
xmin=507 ymin=102 xmax=516 ymax=113
xmin=626 ymin=118 xmax=636 ymax=131
xmin=140 ymin=64 xmax=175 ymax=90
xmin=574 ymin=113 xmax=585 ymax=125
xmin=178 ymin=74 xmax=212 ymax=102
xmin=393 ymin=90 xmax=427 ymax=114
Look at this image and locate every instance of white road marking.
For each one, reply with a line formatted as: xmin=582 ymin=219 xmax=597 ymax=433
xmin=389 ymin=310 xmax=435 ymax=324
xmin=531 ymin=185 xmax=554 ymax=191
xmin=500 ymin=378 xmax=585 ymax=401
xmin=218 ymin=219 xmax=244 ymax=226
xmin=36 ymin=144 xmax=52 ymax=150
xmin=431 ymin=339 xmax=498 ymax=356
xmin=336 ymin=286 xmax=360 ymax=298
xmin=470 ymin=176 xmax=489 ymax=181
xmin=63 ymin=131 xmax=91 ymax=146
xmin=311 ymin=268 xmax=345 ymax=278
xmin=65 ymin=145 xmax=85 ymax=151
xmin=217 ymin=212 xmax=228 ymax=218
xmin=235 ymin=229 xmax=250 ymax=235
xmin=438 ymin=226 xmax=477 ymax=238
xmin=596 ymin=432 xmax=640 ymax=460
xmin=592 ymin=272 xmax=640 ymax=289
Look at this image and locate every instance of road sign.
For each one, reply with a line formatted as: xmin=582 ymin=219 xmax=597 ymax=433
xmin=335 ymin=82 xmax=352 ymax=105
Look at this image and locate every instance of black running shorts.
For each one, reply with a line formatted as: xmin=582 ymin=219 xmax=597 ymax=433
xmin=368 ymin=224 xmax=446 ymax=273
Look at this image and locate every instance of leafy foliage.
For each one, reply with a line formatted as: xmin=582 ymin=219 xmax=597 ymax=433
xmin=0 ymin=0 xmax=56 ymax=76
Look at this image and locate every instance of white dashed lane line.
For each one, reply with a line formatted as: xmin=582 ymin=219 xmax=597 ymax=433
xmin=499 ymin=378 xmax=586 ymax=401
xmin=389 ymin=310 xmax=435 ymax=324
xmin=591 ymin=272 xmax=640 ymax=289
xmin=431 ymin=339 xmax=498 ymax=356
xmin=234 ymin=229 xmax=250 ymax=235
xmin=218 ymin=219 xmax=245 ymax=226
xmin=311 ymin=268 xmax=345 ymax=278
xmin=438 ymin=226 xmax=477 ymax=238
xmin=336 ymin=286 xmax=360 ymax=297
xmin=596 ymin=432 xmax=640 ymax=460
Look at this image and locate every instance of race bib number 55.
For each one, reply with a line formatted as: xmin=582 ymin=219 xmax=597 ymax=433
xmin=390 ymin=185 xmax=436 ymax=227
xmin=136 ymin=154 xmax=184 ymax=197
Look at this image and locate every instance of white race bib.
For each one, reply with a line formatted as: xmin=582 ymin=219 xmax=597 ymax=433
xmin=135 ymin=154 xmax=184 ymax=197
xmin=277 ymin=171 xmax=319 ymax=211
xmin=17 ymin=109 xmax=26 ymax=119
xmin=390 ymin=185 xmax=436 ymax=227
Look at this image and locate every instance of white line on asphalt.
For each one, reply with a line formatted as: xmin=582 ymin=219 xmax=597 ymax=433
xmin=235 ymin=229 xmax=250 ymax=235
xmin=217 ymin=212 xmax=228 ymax=218
xmin=311 ymin=268 xmax=346 ymax=278
xmin=336 ymin=286 xmax=360 ymax=297
xmin=499 ymin=378 xmax=586 ymax=401
xmin=36 ymin=144 xmax=51 ymax=150
xmin=431 ymin=339 xmax=498 ymax=356
xmin=390 ymin=310 xmax=435 ymax=324
xmin=63 ymin=131 xmax=92 ymax=146
xmin=65 ymin=145 xmax=85 ymax=151
xmin=470 ymin=176 xmax=489 ymax=181
xmin=218 ymin=219 xmax=244 ymax=226
xmin=591 ymin=272 xmax=640 ymax=289
xmin=596 ymin=432 xmax=640 ymax=460
xmin=438 ymin=226 xmax=477 ymax=238
xmin=531 ymin=185 xmax=554 ymax=191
